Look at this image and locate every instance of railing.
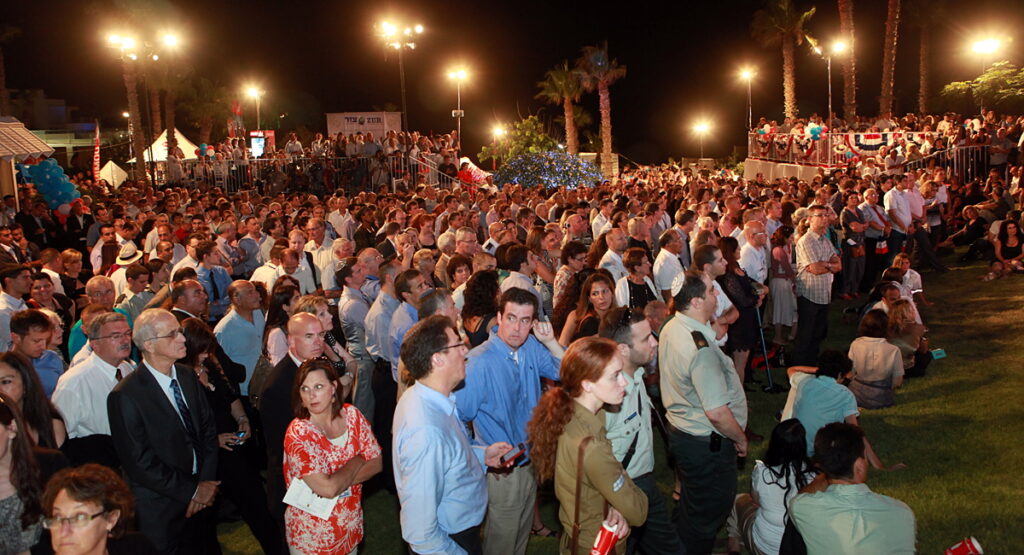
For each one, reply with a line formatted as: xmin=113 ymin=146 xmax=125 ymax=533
xmin=155 ymin=152 xmax=461 ymax=193
xmin=747 ymin=132 xmax=994 ymax=182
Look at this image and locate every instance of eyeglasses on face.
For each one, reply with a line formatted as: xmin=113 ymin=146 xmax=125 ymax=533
xmin=150 ymin=329 xmax=184 ymax=342
xmin=42 ymin=510 xmax=109 ymax=530
xmin=94 ymin=330 xmax=132 ymax=342
xmin=435 ymin=343 xmax=466 ymax=355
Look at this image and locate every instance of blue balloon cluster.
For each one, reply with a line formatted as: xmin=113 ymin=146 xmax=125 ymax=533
xmin=18 ymin=159 xmax=81 ymax=209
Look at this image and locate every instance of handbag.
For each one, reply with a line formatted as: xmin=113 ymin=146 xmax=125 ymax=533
xmin=569 ymin=436 xmax=595 ymax=554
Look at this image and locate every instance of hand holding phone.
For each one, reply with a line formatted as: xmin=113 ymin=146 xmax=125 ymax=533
xmin=500 ymin=442 xmax=527 ymax=466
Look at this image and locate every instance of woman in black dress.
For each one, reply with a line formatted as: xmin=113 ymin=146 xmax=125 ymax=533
xmin=461 ymin=270 xmax=499 ymax=348
xmin=717 ymin=237 xmax=766 ymax=385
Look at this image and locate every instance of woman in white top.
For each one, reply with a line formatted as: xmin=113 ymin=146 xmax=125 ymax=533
xmin=613 ymin=247 xmax=659 ymax=311
xmin=264 ymin=283 xmax=301 ymax=366
xmin=727 ymin=419 xmax=817 ymax=555
xmin=848 ymin=309 xmax=904 ymax=409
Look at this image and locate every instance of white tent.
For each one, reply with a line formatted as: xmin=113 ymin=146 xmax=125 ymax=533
xmin=128 ymin=128 xmax=200 ymax=163
xmin=99 ymin=160 xmax=129 ymax=189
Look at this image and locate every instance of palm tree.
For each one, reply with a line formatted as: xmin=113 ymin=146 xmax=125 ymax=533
xmin=906 ymin=0 xmax=945 ymax=114
xmin=837 ymin=0 xmax=857 ymax=120
xmin=879 ymin=0 xmax=902 ymax=116
xmin=0 ymin=25 xmax=21 ymax=117
xmin=536 ymin=61 xmax=584 ymax=155
xmin=180 ymin=77 xmax=229 ymax=144
xmin=576 ymin=43 xmax=626 ymax=180
xmin=751 ymin=0 xmax=817 ymax=119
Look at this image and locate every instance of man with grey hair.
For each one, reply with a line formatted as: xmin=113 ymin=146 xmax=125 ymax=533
xmin=320 ymin=237 xmax=356 ymax=301
xmin=108 ymin=308 xmax=220 ymax=553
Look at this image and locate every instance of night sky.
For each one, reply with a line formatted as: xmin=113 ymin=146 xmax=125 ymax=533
xmin=6 ymin=0 xmax=1023 ymax=163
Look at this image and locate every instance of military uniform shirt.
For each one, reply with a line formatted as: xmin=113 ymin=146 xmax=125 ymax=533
xmin=659 ymin=313 xmax=748 ymax=436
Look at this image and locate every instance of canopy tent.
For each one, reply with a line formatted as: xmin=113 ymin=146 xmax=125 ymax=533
xmin=128 ymin=128 xmax=200 ymax=163
xmin=99 ymin=160 xmax=129 ymax=189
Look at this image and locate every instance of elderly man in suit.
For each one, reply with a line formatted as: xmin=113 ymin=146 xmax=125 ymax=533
xmin=108 ymin=308 xmax=220 ymax=554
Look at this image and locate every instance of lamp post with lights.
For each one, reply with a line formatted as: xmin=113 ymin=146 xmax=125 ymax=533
xmin=245 ymin=86 xmax=264 ymax=131
xmin=447 ymin=68 xmax=468 ymax=153
xmin=739 ymin=68 xmax=755 ymax=131
xmin=106 ymin=32 xmax=180 ymax=183
xmin=814 ymin=40 xmax=847 ymax=128
xmin=693 ymin=121 xmax=710 ymax=159
xmin=379 ymin=21 xmax=423 ymax=132
xmin=971 ymin=38 xmax=1002 ymax=115
xmin=491 ymin=124 xmax=506 ymax=170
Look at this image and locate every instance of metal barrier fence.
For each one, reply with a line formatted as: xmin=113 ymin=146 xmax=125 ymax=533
xmin=747 ymin=132 xmax=994 ymax=182
xmin=153 ymin=152 xmax=462 ymax=193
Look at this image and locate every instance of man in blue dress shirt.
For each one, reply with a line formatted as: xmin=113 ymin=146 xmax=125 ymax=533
xmin=454 ymin=287 xmax=564 ymax=555
xmin=394 ymin=314 xmax=512 ymax=555
xmin=195 ymin=240 xmax=232 ymax=322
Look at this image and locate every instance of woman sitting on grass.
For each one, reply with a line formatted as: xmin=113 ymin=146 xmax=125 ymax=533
xmin=887 ymin=299 xmax=931 ymax=379
xmin=848 ymin=310 xmax=905 ymax=410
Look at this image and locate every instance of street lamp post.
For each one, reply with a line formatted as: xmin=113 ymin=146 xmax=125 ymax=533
xmin=245 ymin=86 xmax=263 ymax=130
xmin=379 ymin=21 xmax=423 ymax=132
xmin=971 ymin=38 xmax=1001 ymax=115
xmin=447 ymin=68 xmax=468 ymax=153
xmin=693 ymin=121 xmax=710 ymax=159
xmin=491 ymin=124 xmax=506 ymax=170
xmin=815 ymin=41 xmax=846 ymax=127
xmin=739 ymin=68 xmax=755 ymax=131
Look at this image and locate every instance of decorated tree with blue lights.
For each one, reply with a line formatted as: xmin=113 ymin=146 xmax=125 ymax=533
xmin=493 ymin=150 xmax=602 ymax=189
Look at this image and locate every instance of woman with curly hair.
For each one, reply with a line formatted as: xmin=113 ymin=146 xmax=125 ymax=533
xmin=0 ymin=393 xmax=45 ymax=552
xmin=558 ymin=271 xmax=617 ymax=347
xmin=461 ymin=270 xmax=499 ymax=348
xmin=42 ymin=463 xmax=156 ymax=554
xmin=554 ymin=241 xmax=588 ymax=305
xmin=526 ymin=337 xmax=647 ymax=554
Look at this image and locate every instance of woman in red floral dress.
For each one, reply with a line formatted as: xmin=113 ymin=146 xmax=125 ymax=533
xmin=284 ymin=359 xmax=382 ymax=555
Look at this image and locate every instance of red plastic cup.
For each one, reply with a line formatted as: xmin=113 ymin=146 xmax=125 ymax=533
xmin=590 ymin=521 xmax=619 ymax=555
xmin=945 ymin=537 xmax=983 ymax=555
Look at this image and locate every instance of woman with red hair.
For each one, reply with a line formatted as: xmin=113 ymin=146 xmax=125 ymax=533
xmin=527 ymin=337 xmax=647 ymax=554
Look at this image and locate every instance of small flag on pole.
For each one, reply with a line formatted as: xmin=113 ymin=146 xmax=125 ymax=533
xmin=92 ymin=121 xmax=101 ymax=183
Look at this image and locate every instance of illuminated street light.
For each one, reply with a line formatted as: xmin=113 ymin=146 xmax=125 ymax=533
xmin=739 ymin=67 xmax=755 ymax=130
xmin=492 ymin=125 xmax=506 ymax=138
xmin=245 ymin=85 xmax=264 ymax=130
xmin=121 ymin=111 xmax=130 ymax=118
xmin=971 ymin=38 xmax=1000 ymax=55
xmin=693 ymin=121 xmax=711 ymax=158
xmin=378 ymin=19 xmax=424 ymax=132
xmin=162 ymin=33 xmax=180 ymax=48
xmin=814 ymin=39 xmax=848 ymax=126
xmin=448 ymin=68 xmax=469 ymax=150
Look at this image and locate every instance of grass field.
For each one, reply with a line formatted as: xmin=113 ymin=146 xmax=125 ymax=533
xmin=219 ymin=255 xmax=1024 ymax=554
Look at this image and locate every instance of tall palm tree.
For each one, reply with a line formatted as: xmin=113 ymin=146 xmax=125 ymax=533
xmin=576 ymin=43 xmax=626 ymax=180
xmin=536 ymin=61 xmax=584 ymax=155
xmin=838 ymin=0 xmax=857 ymax=120
xmin=180 ymin=77 xmax=229 ymax=145
xmin=879 ymin=0 xmax=902 ymax=116
xmin=906 ymin=0 xmax=945 ymax=114
xmin=0 ymin=25 xmax=21 ymax=117
xmin=751 ymin=0 xmax=817 ymax=119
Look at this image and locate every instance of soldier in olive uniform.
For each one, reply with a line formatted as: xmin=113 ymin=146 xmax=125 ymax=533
xmin=528 ymin=337 xmax=648 ymax=555
xmin=659 ymin=271 xmax=748 ymax=554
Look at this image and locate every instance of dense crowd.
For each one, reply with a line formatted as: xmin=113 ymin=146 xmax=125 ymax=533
xmin=0 ymin=116 xmax=1021 ymax=555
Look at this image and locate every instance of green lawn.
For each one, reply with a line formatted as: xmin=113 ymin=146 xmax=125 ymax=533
xmin=219 ymin=254 xmax=1024 ymax=553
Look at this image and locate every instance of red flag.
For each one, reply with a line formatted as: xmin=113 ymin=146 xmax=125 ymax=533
xmin=92 ymin=122 xmax=101 ymax=183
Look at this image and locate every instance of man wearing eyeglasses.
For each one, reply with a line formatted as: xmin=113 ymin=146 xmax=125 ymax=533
xmin=794 ymin=205 xmax=842 ymax=365
xmin=454 ymin=287 xmax=564 ymax=555
xmin=53 ymin=311 xmax=134 ymax=467
xmin=108 ymin=308 xmax=219 ymax=554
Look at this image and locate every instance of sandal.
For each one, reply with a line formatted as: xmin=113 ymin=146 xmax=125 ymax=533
xmin=531 ymin=525 xmax=561 ymax=539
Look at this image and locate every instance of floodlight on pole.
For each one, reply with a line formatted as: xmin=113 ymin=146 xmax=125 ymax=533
xmin=693 ymin=121 xmax=711 ymax=158
xmin=161 ymin=33 xmax=180 ymax=48
xmin=245 ymin=85 xmax=264 ymax=130
xmin=971 ymin=38 xmax=1000 ymax=55
xmin=378 ymin=19 xmax=424 ymax=132
xmin=448 ymin=67 xmax=469 ymax=150
xmin=739 ymin=67 xmax=755 ymax=130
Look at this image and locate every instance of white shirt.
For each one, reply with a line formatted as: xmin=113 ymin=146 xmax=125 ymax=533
xmin=143 ymin=361 xmax=196 ymax=473
xmin=599 ymin=250 xmax=628 ymax=282
xmin=614 ymin=275 xmax=658 ymax=308
xmin=884 ymin=188 xmax=911 ymax=232
xmin=304 ymin=239 xmax=334 ymax=274
xmin=500 ymin=271 xmax=545 ymax=319
xmin=149 ymin=243 xmax=187 ymax=266
xmin=739 ymin=243 xmax=768 ymax=283
xmin=52 ymin=352 xmax=134 ymax=438
xmin=0 ymin=292 xmax=27 ymax=352
xmin=591 ymin=212 xmax=610 ymax=239
xmin=250 ymin=262 xmax=282 ymax=292
xmin=110 ymin=267 xmax=128 ymax=299
xmin=653 ymin=248 xmax=683 ymax=294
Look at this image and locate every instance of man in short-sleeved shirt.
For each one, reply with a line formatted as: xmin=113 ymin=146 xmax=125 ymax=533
xmin=659 ymin=271 xmax=747 ymax=553
xmin=653 ymin=229 xmax=684 ymax=302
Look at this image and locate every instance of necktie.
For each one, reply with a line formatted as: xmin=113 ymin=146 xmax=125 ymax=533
xmin=210 ymin=271 xmax=220 ymax=300
xmin=115 ymin=366 xmax=123 ymax=382
xmin=170 ymin=378 xmax=202 ymax=470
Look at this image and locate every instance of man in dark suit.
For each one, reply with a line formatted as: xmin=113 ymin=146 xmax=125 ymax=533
xmin=15 ymin=200 xmax=55 ymax=250
xmin=108 ymin=308 xmax=219 ymax=554
xmin=258 ymin=312 xmax=326 ymax=544
xmin=63 ymin=200 xmax=94 ymax=255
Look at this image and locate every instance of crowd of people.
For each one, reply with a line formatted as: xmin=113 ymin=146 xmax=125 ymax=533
xmin=0 ymin=112 xmax=1020 ymax=555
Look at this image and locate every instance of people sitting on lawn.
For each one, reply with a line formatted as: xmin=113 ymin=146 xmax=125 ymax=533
xmin=848 ymin=310 xmax=905 ymax=410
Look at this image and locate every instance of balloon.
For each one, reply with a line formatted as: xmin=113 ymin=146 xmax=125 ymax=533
xmin=757 ymin=129 xmax=766 ymax=135
xmin=206 ymin=147 xmax=215 ymax=157
xmin=845 ymin=151 xmax=855 ymax=159
xmin=195 ymin=148 xmax=201 ymax=156
xmin=199 ymin=143 xmax=207 ymax=153
xmin=57 ymin=203 xmax=71 ymax=215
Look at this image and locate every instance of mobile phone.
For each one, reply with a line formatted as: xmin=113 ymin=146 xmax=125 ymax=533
xmin=234 ymin=432 xmax=246 ymax=444
xmin=500 ymin=442 xmax=527 ymax=465
xmin=709 ymin=433 xmax=722 ymax=453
